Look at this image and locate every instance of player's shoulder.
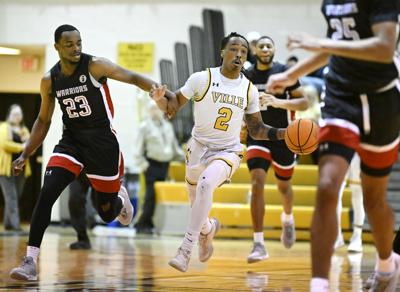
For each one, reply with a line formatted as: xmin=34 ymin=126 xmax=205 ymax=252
xmin=41 ymin=71 xmax=52 ymax=85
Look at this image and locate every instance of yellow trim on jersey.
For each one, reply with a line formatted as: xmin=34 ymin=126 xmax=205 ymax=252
xmin=245 ymin=81 xmax=252 ymax=110
xmin=185 ymin=176 xmax=197 ymax=186
xmin=347 ymin=179 xmax=361 ymax=185
xmin=211 ymin=157 xmax=234 ymax=178
xmin=194 ymin=68 xmax=211 ymax=102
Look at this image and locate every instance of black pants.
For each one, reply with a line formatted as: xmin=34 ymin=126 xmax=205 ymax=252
xmin=28 ymin=167 xmax=122 ymax=248
xmin=68 ymin=173 xmax=95 ymax=242
xmin=135 ymin=159 xmax=169 ymax=229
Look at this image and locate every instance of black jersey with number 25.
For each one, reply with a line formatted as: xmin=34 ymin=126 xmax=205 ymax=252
xmin=321 ymin=0 xmax=399 ymax=95
xmin=50 ymin=53 xmax=114 ymax=132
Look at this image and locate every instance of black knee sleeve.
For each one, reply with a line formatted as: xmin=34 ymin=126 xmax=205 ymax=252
xmin=95 ymin=192 xmax=122 ymax=223
xmin=29 ymin=167 xmax=76 ymax=247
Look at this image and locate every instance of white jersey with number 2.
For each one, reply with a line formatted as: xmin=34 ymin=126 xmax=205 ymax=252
xmin=180 ymin=67 xmax=259 ymax=151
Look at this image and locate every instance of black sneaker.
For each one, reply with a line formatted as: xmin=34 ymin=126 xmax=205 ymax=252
xmin=69 ymin=240 xmax=91 ymax=250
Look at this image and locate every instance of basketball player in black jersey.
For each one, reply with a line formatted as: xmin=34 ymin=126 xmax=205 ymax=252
xmin=9 ymin=24 xmax=174 ymax=281
xmin=244 ymin=36 xmax=308 ymax=263
xmin=267 ymin=1 xmax=400 ymax=291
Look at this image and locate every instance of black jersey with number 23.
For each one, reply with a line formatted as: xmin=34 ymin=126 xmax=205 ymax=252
xmin=50 ymin=53 xmax=113 ymax=132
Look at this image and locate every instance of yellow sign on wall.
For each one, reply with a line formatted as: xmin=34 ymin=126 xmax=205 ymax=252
xmin=117 ymin=43 xmax=154 ymax=73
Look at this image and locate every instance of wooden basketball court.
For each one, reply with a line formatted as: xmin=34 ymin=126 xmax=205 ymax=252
xmin=0 ymin=226 xmax=377 ymax=291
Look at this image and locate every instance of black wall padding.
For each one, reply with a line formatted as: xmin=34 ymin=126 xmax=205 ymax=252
xmin=202 ymin=9 xmax=225 ymax=67
xmin=175 ymin=42 xmax=190 ymax=88
xmin=189 ymin=25 xmax=206 ymax=72
xmin=159 ymin=59 xmax=178 ymax=91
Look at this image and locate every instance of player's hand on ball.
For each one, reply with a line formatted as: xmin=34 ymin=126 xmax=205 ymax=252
xmin=149 ymin=84 xmax=167 ymax=102
xmin=12 ymin=155 xmax=26 ymax=176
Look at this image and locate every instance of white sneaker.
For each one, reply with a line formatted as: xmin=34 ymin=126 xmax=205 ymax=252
xmin=281 ymin=220 xmax=296 ymax=249
xmin=334 ymin=233 xmax=345 ymax=250
xmin=198 ymin=218 xmax=220 ymax=262
xmin=348 ymin=233 xmax=363 ymax=253
xmin=10 ymin=256 xmax=37 ymax=281
xmin=247 ymin=242 xmax=269 ymax=264
xmin=168 ymin=247 xmax=191 ymax=272
xmin=117 ymin=186 xmax=133 ymax=226
xmin=365 ymin=253 xmax=400 ymax=291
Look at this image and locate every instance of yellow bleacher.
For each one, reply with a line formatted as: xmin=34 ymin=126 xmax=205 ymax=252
xmin=154 ymin=161 xmax=361 ymax=241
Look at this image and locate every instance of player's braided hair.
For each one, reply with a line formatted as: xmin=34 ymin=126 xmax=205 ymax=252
xmin=54 ymin=24 xmax=79 ymax=43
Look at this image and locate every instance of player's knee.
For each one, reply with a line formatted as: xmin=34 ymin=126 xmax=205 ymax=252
xmin=317 ymin=179 xmax=340 ymax=206
xmin=363 ymin=195 xmax=385 ymax=214
xmin=197 ymin=178 xmax=214 ymax=197
xmin=98 ymin=207 xmax=117 ymax=223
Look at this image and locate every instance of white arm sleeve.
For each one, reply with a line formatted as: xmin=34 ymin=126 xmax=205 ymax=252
xmin=245 ymin=83 xmax=260 ymax=114
xmin=179 ymin=70 xmax=209 ymax=100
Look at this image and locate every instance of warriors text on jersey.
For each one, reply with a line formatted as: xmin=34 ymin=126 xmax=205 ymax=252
xmin=180 ymin=67 xmax=259 ymax=150
xmin=50 ymin=53 xmax=114 ymax=131
xmin=322 ymin=0 xmax=399 ymax=94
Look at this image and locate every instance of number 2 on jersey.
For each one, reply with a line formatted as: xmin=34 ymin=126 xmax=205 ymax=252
xmin=214 ymin=107 xmax=233 ymax=131
xmin=63 ymin=95 xmax=92 ymax=118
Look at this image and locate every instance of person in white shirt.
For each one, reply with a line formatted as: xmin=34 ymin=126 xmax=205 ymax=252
xmin=133 ymin=101 xmax=184 ymax=234
xmin=150 ymin=32 xmax=287 ymax=273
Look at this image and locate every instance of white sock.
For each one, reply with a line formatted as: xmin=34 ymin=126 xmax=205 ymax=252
xmin=27 ymin=246 xmax=40 ymax=263
xmin=310 ymin=277 xmax=329 ymax=292
xmin=181 ymin=231 xmax=199 ymax=252
xmin=281 ymin=212 xmax=294 ymax=223
xmin=201 ymin=218 xmax=212 ymax=235
xmin=377 ymin=253 xmax=395 ymax=274
xmin=253 ymin=232 xmax=264 ymax=244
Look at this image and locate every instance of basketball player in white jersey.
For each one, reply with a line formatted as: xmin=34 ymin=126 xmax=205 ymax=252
xmin=150 ymin=32 xmax=286 ymax=272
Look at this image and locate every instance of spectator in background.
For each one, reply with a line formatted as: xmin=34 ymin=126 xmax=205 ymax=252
xmin=133 ymin=101 xmax=185 ymax=234
xmin=286 ymin=55 xmax=298 ymax=69
xmin=0 ymin=104 xmax=31 ymax=231
xmin=244 ymin=31 xmax=261 ymax=69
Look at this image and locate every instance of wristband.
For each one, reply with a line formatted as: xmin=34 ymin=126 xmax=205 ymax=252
xmin=267 ymin=128 xmax=278 ymax=141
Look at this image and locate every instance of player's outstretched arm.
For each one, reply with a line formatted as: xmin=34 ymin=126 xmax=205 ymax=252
xmin=266 ymin=52 xmax=329 ymax=94
xmin=150 ymin=85 xmax=188 ymax=117
xmin=288 ymin=21 xmax=397 ymax=63
xmin=89 ymin=57 xmax=178 ymax=116
xmin=244 ymin=111 xmax=286 ymax=141
xmin=13 ymin=73 xmax=55 ymax=176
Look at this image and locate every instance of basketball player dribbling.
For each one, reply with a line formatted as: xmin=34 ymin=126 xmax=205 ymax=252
xmin=267 ymin=0 xmax=400 ymax=290
xmin=150 ymin=32 xmax=286 ymax=273
xmin=9 ymin=24 xmax=174 ymax=281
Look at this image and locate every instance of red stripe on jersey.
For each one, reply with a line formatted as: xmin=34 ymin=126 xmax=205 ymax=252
xmin=103 ymin=83 xmax=114 ymax=118
xmin=272 ymin=165 xmax=294 ymax=179
xmin=47 ymin=156 xmax=81 ymax=176
xmin=358 ymin=144 xmax=399 ymax=169
xmin=319 ymin=125 xmax=359 ymax=150
xmin=89 ymin=177 xmax=121 ymax=193
xmin=247 ymin=149 xmax=271 ymax=161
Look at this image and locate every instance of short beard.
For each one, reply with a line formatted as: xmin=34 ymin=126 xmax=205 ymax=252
xmin=256 ymin=54 xmax=274 ymax=66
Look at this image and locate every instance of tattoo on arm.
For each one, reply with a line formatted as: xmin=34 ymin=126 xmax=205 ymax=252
xmin=245 ymin=112 xmax=285 ymax=141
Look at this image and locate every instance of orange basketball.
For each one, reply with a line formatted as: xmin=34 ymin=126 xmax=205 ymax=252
xmin=284 ymin=118 xmax=319 ymax=155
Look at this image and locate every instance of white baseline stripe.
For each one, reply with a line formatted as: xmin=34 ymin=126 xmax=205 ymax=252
xmin=360 ymin=137 xmax=400 ymax=153
xmin=272 ymin=160 xmax=296 ymax=170
xmin=51 ymin=153 xmax=84 ymax=168
xmin=320 ymin=118 xmax=360 ymax=135
xmin=86 ymin=151 xmax=122 ymax=181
